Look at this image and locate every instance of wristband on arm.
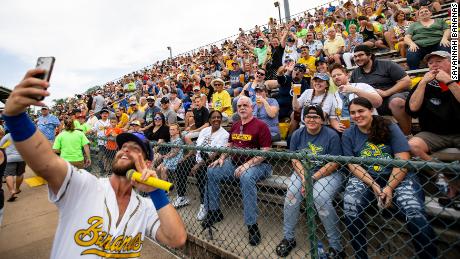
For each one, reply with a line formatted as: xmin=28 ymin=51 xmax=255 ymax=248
xmin=149 ymin=189 xmax=169 ymax=210
xmin=2 ymin=112 xmax=37 ymax=141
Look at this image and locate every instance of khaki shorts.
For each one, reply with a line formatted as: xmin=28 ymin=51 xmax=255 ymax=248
xmin=415 ymin=131 xmax=460 ymax=153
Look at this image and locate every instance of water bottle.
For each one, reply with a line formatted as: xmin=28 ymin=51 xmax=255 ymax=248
xmin=317 ymin=241 xmax=328 ymax=259
xmin=436 ymin=173 xmax=449 ymax=195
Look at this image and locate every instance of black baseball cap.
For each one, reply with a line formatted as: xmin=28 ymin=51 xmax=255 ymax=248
xmin=160 ymin=97 xmax=169 ymax=103
xmin=100 ymin=108 xmax=110 ymax=114
xmin=116 ymin=132 xmax=153 ymax=161
xmin=315 ymin=57 xmax=327 ymax=66
xmin=294 ymin=63 xmax=307 ymax=72
xmin=304 ymin=105 xmax=325 ymax=120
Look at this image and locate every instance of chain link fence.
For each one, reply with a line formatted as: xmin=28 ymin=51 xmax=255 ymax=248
xmin=85 ymin=136 xmax=460 ymax=258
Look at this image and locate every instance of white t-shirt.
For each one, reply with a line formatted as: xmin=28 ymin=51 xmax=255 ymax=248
xmin=93 ymin=119 xmax=111 ymax=146
xmin=297 ymin=89 xmax=334 ymax=116
xmin=195 ymin=126 xmax=229 ymax=162
xmin=48 ymin=163 xmax=160 ymax=259
xmin=330 ymin=82 xmax=379 ymax=118
xmin=282 ymin=44 xmax=300 ymax=64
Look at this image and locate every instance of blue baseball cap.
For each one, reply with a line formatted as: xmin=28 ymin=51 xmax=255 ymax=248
xmin=116 ymin=132 xmax=153 ymax=161
xmin=312 ymin=73 xmax=330 ymax=81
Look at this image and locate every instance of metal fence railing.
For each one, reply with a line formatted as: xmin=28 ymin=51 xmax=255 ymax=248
xmin=84 ymin=139 xmax=460 ymax=258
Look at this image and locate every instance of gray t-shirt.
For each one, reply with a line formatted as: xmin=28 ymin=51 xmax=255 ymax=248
xmin=350 ymin=59 xmax=406 ymax=90
xmin=130 ymin=110 xmax=145 ymax=122
xmin=92 ymin=95 xmax=105 ymax=113
xmin=161 ymin=108 xmax=177 ymax=125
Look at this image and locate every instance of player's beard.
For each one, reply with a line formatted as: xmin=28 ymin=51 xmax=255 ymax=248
xmin=111 ymin=157 xmax=136 ymax=177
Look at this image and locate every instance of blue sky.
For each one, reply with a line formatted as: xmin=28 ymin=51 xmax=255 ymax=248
xmin=0 ymin=0 xmax=333 ymax=105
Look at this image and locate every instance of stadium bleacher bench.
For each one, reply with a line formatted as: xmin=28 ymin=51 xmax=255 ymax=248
xmin=272 ymin=141 xmax=288 ymax=148
xmin=432 ymin=148 xmax=460 ymax=162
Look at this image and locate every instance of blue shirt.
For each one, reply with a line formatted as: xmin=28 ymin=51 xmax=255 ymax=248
xmin=253 ymin=98 xmax=280 ymax=136
xmin=290 ymin=126 xmax=342 ymax=174
xmin=37 ymin=114 xmax=60 ymax=141
xmin=342 ymin=123 xmax=409 ymax=176
xmin=174 ymin=88 xmax=186 ymax=100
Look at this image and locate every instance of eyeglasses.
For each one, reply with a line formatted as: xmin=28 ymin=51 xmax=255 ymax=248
xmin=306 ymin=115 xmax=321 ymax=120
xmin=256 ymin=71 xmax=265 ymax=76
xmin=154 ymin=117 xmax=162 ymax=121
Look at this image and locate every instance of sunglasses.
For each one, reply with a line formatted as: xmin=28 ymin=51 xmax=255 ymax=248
xmin=256 ymin=71 xmax=265 ymax=76
xmin=154 ymin=117 xmax=162 ymax=121
xmin=294 ymin=67 xmax=306 ymax=72
xmin=214 ymin=83 xmax=223 ymax=86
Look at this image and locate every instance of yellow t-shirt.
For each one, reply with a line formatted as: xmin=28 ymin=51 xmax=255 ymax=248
xmin=226 ymin=59 xmax=235 ymax=71
xmin=297 ymin=56 xmax=317 ymax=78
xmin=323 ymin=37 xmax=345 ymax=55
xmin=139 ymin=103 xmax=148 ymax=112
xmin=117 ymin=113 xmax=129 ymax=128
xmin=314 ymin=24 xmax=324 ymax=34
xmin=212 ymin=90 xmax=233 ymax=117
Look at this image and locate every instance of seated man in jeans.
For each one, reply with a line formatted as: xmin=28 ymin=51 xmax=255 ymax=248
xmin=202 ymin=96 xmax=272 ymax=246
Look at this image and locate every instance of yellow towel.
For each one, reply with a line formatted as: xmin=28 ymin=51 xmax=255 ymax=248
xmin=24 ymin=176 xmax=47 ymax=187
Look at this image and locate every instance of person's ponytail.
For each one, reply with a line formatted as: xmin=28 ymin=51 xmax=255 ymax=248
xmin=368 ymin=115 xmax=391 ymax=144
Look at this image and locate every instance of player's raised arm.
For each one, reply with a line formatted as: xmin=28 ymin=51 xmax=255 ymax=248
xmin=2 ymin=69 xmax=68 ymax=195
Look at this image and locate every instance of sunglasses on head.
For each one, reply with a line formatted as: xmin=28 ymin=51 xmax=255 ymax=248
xmin=294 ymin=67 xmax=306 ymax=72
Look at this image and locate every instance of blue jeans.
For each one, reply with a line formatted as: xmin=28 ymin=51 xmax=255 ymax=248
xmin=406 ymin=43 xmax=450 ymax=70
xmin=204 ymin=159 xmax=272 ymax=225
xmin=343 ymin=173 xmax=437 ymax=259
xmin=283 ymin=172 xmax=344 ymax=251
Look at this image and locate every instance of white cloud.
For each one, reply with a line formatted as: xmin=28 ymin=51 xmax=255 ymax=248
xmin=0 ymin=0 xmax=332 ymax=104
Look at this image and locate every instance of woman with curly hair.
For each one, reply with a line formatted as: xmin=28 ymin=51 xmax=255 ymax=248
xmin=342 ymin=97 xmax=437 ymax=258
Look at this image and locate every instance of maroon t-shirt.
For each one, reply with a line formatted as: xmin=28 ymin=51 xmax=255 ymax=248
xmin=229 ymin=117 xmax=272 ymax=165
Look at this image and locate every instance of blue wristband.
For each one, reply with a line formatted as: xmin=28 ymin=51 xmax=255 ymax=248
xmin=2 ymin=112 xmax=37 ymax=142
xmin=149 ymin=189 xmax=169 ymax=210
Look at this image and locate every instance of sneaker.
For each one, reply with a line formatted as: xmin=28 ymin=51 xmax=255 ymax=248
xmin=172 ymin=196 xmax=190 ymax=208
xmin=328 ymin=247 xmax=346 ymax=259
xmin=248 ymin=224 xmax=261 ymax=246
xmin=196 ymin=204 xmax=207 ymax=221
xmin=275 ymin=238 xmax=297 ymax=257
xmin=201 ymin=210 xmax=224 ymax=228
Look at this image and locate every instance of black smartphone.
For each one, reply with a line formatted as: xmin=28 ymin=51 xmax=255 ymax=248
xmin=33 ymin=57 xmax=55 ymax=100
xmin=244 ymin=90 xmax=250 ymax=97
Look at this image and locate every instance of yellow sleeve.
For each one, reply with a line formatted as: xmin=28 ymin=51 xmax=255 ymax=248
xmin=222 ymin=92 xmax=232 ymax=109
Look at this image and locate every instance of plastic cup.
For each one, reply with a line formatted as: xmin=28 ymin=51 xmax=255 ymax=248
xmin=292 ymin=84 xmax=301 ymax=96
xmin=340 ymin=117 xmax=351 ymax=128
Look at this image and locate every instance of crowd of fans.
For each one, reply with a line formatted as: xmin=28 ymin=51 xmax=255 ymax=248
xmin=1 ymin=0 xmax=457 ymax=257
